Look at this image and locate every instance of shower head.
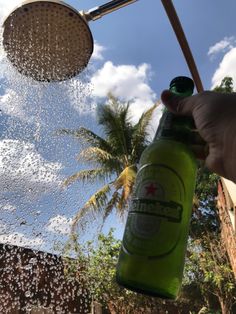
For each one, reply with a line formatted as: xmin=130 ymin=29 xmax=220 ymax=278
xmin=3 ymin=0 xmax=93 ymax=82
xmin=2 ymin=0 xmax=137 ymax=82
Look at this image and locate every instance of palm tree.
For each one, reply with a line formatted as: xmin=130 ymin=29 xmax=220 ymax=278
xmin=58 ymin=95 xmax=158 ymax=230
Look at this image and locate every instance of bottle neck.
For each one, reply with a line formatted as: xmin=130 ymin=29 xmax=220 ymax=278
xmin=154 ymin=112 xmax=194 ymax=142
xmin=154 ymin=87 xmax=194 ymax=143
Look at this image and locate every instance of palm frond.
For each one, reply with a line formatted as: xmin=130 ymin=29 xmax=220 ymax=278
xmin=137 ymin=101 xmax=160 ymax=134
xmin=103 ymin=191 xmax=121 ymax=222
xmin=97 ymin=96 xmax=133 ymax=159
xmin=131 ymin=102 xmax=159 ymax=162
xmin=113 ymin=165 xmax=137 ymax=191
xmin=78 ymin=146 xmax=120 ymax=169
xmin=63 ymin=168 xmax=109 ymax=186
xmin=83 ymin=184 xmax=111 ymax=212
xmin=113 ymin=165 xmax=137 ymax=215
xmin=114 ymin=166 xmax=137 ymax=218
xmin=71 ymin=184 xmax=112 ymax=231
xmin=117 ymin=189 xmax=129 ymax=218
xmin=71 ymin=205 xmax=91 ymax=234
xmin=56 ymin=127 xmax=111 ymax=151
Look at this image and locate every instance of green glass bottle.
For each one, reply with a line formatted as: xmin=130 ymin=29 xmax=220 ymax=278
xmin=116 ymin=76 xmax=197 ymax=299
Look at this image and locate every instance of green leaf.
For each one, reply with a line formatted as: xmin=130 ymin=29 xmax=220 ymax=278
xmin=78 ymin=146 xmax=122 ymax=172
xmin=131 ymin=102 xmax=159 ymax=162
xmin=71 ymin=184 xmax=112 ymax=231
xmin=97 ymin=96 xmax=133 ymax=160
xmin=57 ymin=127 xmax=112 ymax=151
xmin=63 ymin=168 xmax=109 ymax=186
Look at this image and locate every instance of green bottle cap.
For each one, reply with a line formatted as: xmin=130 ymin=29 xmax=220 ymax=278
xmin=169 ymin=76 xmax=194 ymax=95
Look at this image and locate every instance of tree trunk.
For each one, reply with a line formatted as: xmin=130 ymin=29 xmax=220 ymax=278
xmin=107 ymin=301 xmax=129 ymax=314
xmin=107 ymin=301 xmax=117 ymax=314
xmin=219 ymin=297 xmax=232 ymax=314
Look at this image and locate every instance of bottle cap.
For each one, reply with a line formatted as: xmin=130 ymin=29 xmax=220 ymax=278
xmin=169 ymin=76 xmax=194 ymax=94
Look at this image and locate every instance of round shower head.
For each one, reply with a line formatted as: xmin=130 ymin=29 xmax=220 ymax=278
xmin=2 ymin=0 xmax=94 ymax=82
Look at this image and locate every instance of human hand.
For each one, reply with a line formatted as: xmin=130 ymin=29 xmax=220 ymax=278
xmin=161 ymin=90 xmax=236 ymax=183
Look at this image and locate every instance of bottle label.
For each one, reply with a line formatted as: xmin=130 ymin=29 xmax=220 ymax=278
xmin=123 ymin=164 xmax=185 ymax=257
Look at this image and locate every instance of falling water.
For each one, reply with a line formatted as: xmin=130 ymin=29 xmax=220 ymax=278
xmin=0 ymin=3 xmax=104 ymax=312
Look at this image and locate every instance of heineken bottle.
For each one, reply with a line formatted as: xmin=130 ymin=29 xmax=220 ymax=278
xmin=116 ymin=76 xmax=197 ymax=299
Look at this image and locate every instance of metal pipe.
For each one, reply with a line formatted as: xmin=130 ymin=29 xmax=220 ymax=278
xmin=85 ymin=0 xmax=138 ymax=21
xmin=161 ymin=0 xmax=204 ymax=93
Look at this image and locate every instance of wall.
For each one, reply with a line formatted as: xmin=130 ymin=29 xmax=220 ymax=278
xmin=0 ymin=244 xmax=91 ymax=313
xmin=217 ymin=179 xmax=236 ymax=278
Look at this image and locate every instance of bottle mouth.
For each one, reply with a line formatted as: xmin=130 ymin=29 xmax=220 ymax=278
xmin=169 ymin=76 xmax=195 ymax=94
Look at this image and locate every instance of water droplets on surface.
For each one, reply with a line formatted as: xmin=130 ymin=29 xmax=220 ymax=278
xmin=0 ymin=4 xmax=100 ymax=311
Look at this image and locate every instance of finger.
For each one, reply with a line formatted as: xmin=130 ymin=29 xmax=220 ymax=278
xmin=161 ymin=90 xmax=194 ymax=116
xmin=205 ymin=145 xmax=224 ymax=176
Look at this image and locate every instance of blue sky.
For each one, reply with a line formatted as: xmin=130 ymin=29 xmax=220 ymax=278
xmin=0 ymin=0 xmax=236 ymax=253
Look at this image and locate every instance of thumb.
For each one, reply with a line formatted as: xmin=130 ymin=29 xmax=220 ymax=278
xmin=161 ymin=90 xmax=194 ymax=116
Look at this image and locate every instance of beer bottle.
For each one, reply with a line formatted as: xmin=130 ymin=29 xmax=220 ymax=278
xmin=116 ymin=76 xmax=197 ymax=299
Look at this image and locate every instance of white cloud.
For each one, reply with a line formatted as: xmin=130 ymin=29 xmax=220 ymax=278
xmin=92 ymin=42 xmax=106 ymax=61
xmin=0 ymin=139 xmax=62 ymax=198
xmin=0 ymin=232 xmax=44 ymax=247
xmin=211 ymin=47 xmax=236 ymax=88
xmin=91 ymin=61 xmax=154 ymax=100
xmin=0 ymin=88 xmax=29 ymax=120
xmin=46 ymin=215 xmax=73 ymax=235
xmin=90 ymin=61 xmax=158 ymax=124
xmin=0 ymin=202 xmax=16 ymax=212
xmin=208 ymin=36 xmax=236 ymax=59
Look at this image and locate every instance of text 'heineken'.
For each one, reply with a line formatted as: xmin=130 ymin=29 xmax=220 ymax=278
xmin=116 ymin=76 xmax=197 ymax=299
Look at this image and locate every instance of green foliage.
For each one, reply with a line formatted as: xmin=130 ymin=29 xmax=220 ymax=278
xmin=213 ymin=76 xmax=234 ymax=93
xmin=62 ymin=230 xmax=162 ymax=313
xmin=185 ymin=236 xmax=236 ymax=313
xmin=82 ymin=230 xmax=120 ymax=299
xmin=63 ymin=229 xmax=202 ymax=313
xmin=190 ymin=162 xmax=220 ymax=239
xmin=59 ymin=95 xmax=158 ymax=226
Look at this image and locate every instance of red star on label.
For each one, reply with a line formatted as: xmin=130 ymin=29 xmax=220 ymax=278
xmin=145 ymin=183 xmax=157 ymax=196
